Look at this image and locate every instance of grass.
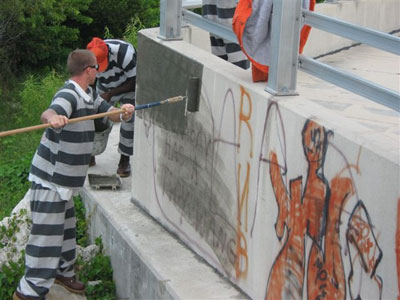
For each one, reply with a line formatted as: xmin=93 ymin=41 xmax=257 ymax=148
xmin=0 ymin=135 xmax=40 ymax=220
xmin=0 ymin=71 xmax=65 ymax=220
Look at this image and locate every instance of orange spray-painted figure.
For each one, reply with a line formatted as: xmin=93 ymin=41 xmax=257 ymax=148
xmin=266 ymin=119 xmax=332 ymax=299
xmin=302 ymin=121 xmax=354 ymax=300
xmin=266 ymin=120 xmax=360 ymax=299
xmin=266 ymin=152 xmax=306 ymax=299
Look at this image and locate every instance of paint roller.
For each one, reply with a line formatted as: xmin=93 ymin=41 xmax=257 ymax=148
xmin=185 ymin=77 xmax=201 ymax=114
xmin=0 ymin=96 xmax=186 ymax=138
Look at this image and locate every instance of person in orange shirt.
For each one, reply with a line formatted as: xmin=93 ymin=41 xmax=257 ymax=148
xmin=233 ymin=0 xmax=316 ymax=82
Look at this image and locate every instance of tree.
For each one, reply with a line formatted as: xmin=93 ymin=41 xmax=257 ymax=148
xmin=78 ymin=0 xmax=159 ymax=45
xmin=0 ymin=0 xmax=92 ymax=75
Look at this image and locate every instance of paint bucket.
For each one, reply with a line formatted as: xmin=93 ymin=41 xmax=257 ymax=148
xmin=92 ymin=118 xmax=113 ymax=156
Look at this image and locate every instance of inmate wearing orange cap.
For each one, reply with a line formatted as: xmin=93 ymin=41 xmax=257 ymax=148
xmin=87 ymin=37 xmax=109 ymax=72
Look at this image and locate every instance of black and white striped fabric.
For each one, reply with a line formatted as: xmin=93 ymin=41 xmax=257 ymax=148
xmin=96 ymin=39 xmax=136 ymax=156
xmin=17 ymin=183 xmax=76 ymax=298
xmin=202 ymin=0 xmax=249 ymax=69
xmin=29 ymin=80 xmax=112 ymax=188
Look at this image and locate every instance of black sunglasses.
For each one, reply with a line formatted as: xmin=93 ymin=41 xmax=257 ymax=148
xmin=83 ymin=64 xmax=99 ymax=71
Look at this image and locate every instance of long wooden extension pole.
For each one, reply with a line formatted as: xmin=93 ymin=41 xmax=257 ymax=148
xmin=0 ymin=96 xmax=184 ymax=138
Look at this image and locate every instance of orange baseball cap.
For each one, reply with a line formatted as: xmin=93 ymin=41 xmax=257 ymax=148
xmin=87 ymin=37 xmax=109 ymax=72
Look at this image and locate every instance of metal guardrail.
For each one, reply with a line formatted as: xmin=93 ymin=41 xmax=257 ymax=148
xmin=181 ymin=9 xmax=237 ymax=43
xmin=303 ymin=10 xmax=400 ymax=56
xmin=300 ymin=9 xmax=400 ymax=112
xmin=299 ymin=56 xmax=400 ymax=111
xmin=160 ymin=0 xmax=400 ymax=112
xmin=182 ymin=0 xmax=202 ymax=9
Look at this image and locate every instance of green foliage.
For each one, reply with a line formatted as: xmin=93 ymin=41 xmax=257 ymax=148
xmin=0 ymin=0 xmax=160 ymax=76
xmin=0 ymin=253 xmax=25 ymax=299
xmin=17 ymin=71 xmax=66 ymax=128
xmin=0 ymin=146 xmax=36 ymax=221
xmin=74 ymin=196 xmax=116 ymax=299
xmin=74 ymin=196 xmax=88 ymax=247
xmin=123 ymin=16 xmax=146 ymax=48
xmin=79 ymin=0 xmax=159 ymax=45
xmin=0 ymin=209 xmax=30 ymax=249
xmin=77 ymin=237 xmax=116 ymax=300
xmin=0 ymin=0 xmax=92 ymax=73
xmin=317 ymin=0 xmax=325 ymax=3
xmin=0 ymin=71 xmax=64 ymax=220
xmin=0 ymin=210 xmax=30 ymax=299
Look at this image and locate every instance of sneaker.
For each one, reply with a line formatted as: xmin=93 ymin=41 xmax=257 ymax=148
xmin=54 ymin=275 xmax=85 ymax=294
xmin=89 ymin=156 xmax=96 ymax=167
xmin=13 ymin=291 xmax=42 ymax=300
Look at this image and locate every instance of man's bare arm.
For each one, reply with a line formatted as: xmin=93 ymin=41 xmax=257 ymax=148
xmin=107 ymin=104 xmax=135 ymax=122
xmin=101 ymin=78 xmax=136 ymax=102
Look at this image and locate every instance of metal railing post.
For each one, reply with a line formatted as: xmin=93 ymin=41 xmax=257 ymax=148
xmin=159 ymin=0 xmax=183 ymax=40
xmin=265 ymin=0 xmax=303 ymax=96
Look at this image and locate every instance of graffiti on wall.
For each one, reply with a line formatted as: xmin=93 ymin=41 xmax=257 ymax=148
xmin=264 ymin=118 xmax=383 ymax=299
xmin=235 ymin=86 xmax=254 ymax=279
xmin=139 ymin=83 xmax=396 ymax=299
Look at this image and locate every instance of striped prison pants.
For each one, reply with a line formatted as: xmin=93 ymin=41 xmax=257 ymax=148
xmin=17 ymin=182 xmax=76 ymax=299
xmin=202 ymin=0 xmax=250 ymax=69
xmin=110 ymin=96 xmax=135 ymax=157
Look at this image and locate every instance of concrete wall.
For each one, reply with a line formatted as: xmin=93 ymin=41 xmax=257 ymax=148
xmin=132 ymin=28 xmax=399 ymax=299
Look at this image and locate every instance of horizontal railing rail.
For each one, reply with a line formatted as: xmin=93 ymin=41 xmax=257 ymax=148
xmin=181 ymin=9 xmax=237 ymax=43
xmin=182 ymin=0 xmax=202 ymax=9
xmin=299 ymin=55 xmax=400 ymax=111
xmin=300 ymin=9 xmax=400 ymax=112
xmin=302 ymin=10 xmax=400 ymax=56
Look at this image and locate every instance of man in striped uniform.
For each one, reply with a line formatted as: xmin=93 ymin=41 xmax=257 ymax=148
xmin=87 ymin=37 xmax=137 ymax=177
xmin=202 ymin=0 xmax=249 ymax=69
xmin=14 ymin=50 xmax=134 ymax=300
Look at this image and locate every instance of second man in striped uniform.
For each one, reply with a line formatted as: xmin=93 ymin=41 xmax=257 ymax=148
xmin=87 ymin=37 xmax=137 ymax=177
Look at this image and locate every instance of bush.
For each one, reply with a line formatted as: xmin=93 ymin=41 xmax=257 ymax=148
xmin=75 ymin=196 xmax=89 ymax=247
xmin=0 ymin=149 xmax=34 ymax=221
xmin=79 ymin=0 xmax=159 ymax=45
xmin=123 ymin=16 xmax=146 ymax=48
xmin=77 ymin=237 xmax=117 ymax=300
xmin=0 ymin=254 xmax=25 ymax=299
xmin=0 ymin=209 xmax=30 ymax=299
xmin=17 ymin=71 xmax=66 ymax=128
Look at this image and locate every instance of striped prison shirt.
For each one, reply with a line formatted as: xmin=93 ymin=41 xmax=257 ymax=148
xmin=96 ymin=39 xmax=137 ymax=102
xmin=29 ymin=80 xmax=112 ymax=189
xmin=202 ymin=0 xmax=249 ymax=69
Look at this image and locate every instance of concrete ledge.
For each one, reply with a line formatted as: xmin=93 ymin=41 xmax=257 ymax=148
xmin=80 ymin=124 xmax=247 ymax=300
